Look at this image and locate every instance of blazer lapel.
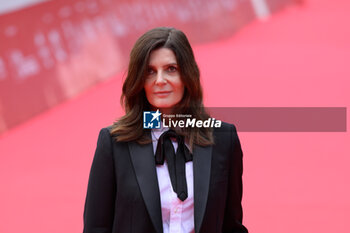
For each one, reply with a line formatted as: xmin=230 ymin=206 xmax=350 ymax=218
xmin=193 ymin=144 xmax=213 ymax=233
xmin=128 ymin=140 xmax=163 ymax=233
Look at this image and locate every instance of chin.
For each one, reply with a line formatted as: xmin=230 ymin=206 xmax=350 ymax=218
xmin=151 ymin=102 xmax=177 ymax=110
xmin=153 ymin=105 xmax=172 ymax=109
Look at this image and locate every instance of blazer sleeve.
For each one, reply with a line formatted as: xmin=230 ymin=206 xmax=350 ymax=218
xmin=83 ymin=128 xmax=116 ymax=233
xmin=222 ymin=124 xmax=249 ymax=233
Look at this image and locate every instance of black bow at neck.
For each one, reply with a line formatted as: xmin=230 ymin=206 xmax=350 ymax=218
xmin=155 ymin=129 xmax=193 ymax=201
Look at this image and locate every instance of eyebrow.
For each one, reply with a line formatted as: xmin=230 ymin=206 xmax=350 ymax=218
xmin=148 ymin=63 xmax=178 ymax=68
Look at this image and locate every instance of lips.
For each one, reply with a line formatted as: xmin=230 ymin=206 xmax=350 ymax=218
xmin=154 ymin=91 xmax=171 ymax=94
xmin=154 ymin=91 xmax=172 ymax=97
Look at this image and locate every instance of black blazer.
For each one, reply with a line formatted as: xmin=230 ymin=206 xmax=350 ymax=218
xmin=83 ymin=122 xmax=248 ymax=233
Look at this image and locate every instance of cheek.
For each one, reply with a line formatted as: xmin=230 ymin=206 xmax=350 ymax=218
xmin=176 ymin=86 xmax=184 ymax=99
xmin=143 ymin=82 xmax=152 ymax=97
xmin=174 ymin=81 xmax=185 ymax=98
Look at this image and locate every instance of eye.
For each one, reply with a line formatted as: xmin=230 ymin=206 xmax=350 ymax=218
xmin=167 ymin=65 xmax=178 ymax=72
xmin=146 ymin=67 xmax=155 ymax=75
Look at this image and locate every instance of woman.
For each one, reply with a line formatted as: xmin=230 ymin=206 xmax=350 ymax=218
xmin=83 ymin=27 xmax=248 ymax=233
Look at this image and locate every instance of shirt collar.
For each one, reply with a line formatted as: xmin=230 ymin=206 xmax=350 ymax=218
xmin=151 ymin=122 xmax=191 ymax=152
xmin=151 ymin=121 xmax=169 ymax=140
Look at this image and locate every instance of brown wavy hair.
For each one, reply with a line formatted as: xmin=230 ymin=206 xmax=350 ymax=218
xmin=111 ymin=27 xmax=214 ymax=149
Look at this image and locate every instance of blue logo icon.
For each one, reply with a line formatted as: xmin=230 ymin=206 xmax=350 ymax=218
xmin=143 ymin=109 xmax=162 ymax=129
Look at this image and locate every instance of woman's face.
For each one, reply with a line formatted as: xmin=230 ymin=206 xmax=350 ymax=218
xmin=144 ymin=47 xmax=185 ymax=114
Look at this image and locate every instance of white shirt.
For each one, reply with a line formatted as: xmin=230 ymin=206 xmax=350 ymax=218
xmin=151 ymin=125 xmax=195 ymax=233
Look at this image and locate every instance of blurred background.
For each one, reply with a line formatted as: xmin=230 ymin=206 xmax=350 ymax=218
xmin=0 ymin=0 xmax=349 ymax=232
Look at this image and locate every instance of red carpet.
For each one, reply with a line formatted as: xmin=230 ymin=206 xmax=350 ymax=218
xmin=0 ymin=0 xmax=349 ymax=232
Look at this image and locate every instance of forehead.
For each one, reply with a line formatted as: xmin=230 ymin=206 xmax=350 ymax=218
xmin=148 ymin=48 xmax=177 ymax=65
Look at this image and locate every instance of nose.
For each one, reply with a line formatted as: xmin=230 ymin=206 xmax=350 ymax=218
xmin=155 ymin=71 xmax=167 ymax=85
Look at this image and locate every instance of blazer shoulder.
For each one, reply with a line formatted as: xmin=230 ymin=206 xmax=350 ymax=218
xmin=97 ymin=125 xmax=113 ymax=136
xmin=98 ymin=125 xmax=130 ymax=147
xmin=96 ymin=125 xmax=115 ymax=143
xmin=105 ymin=125 xmax=113 ymax=132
